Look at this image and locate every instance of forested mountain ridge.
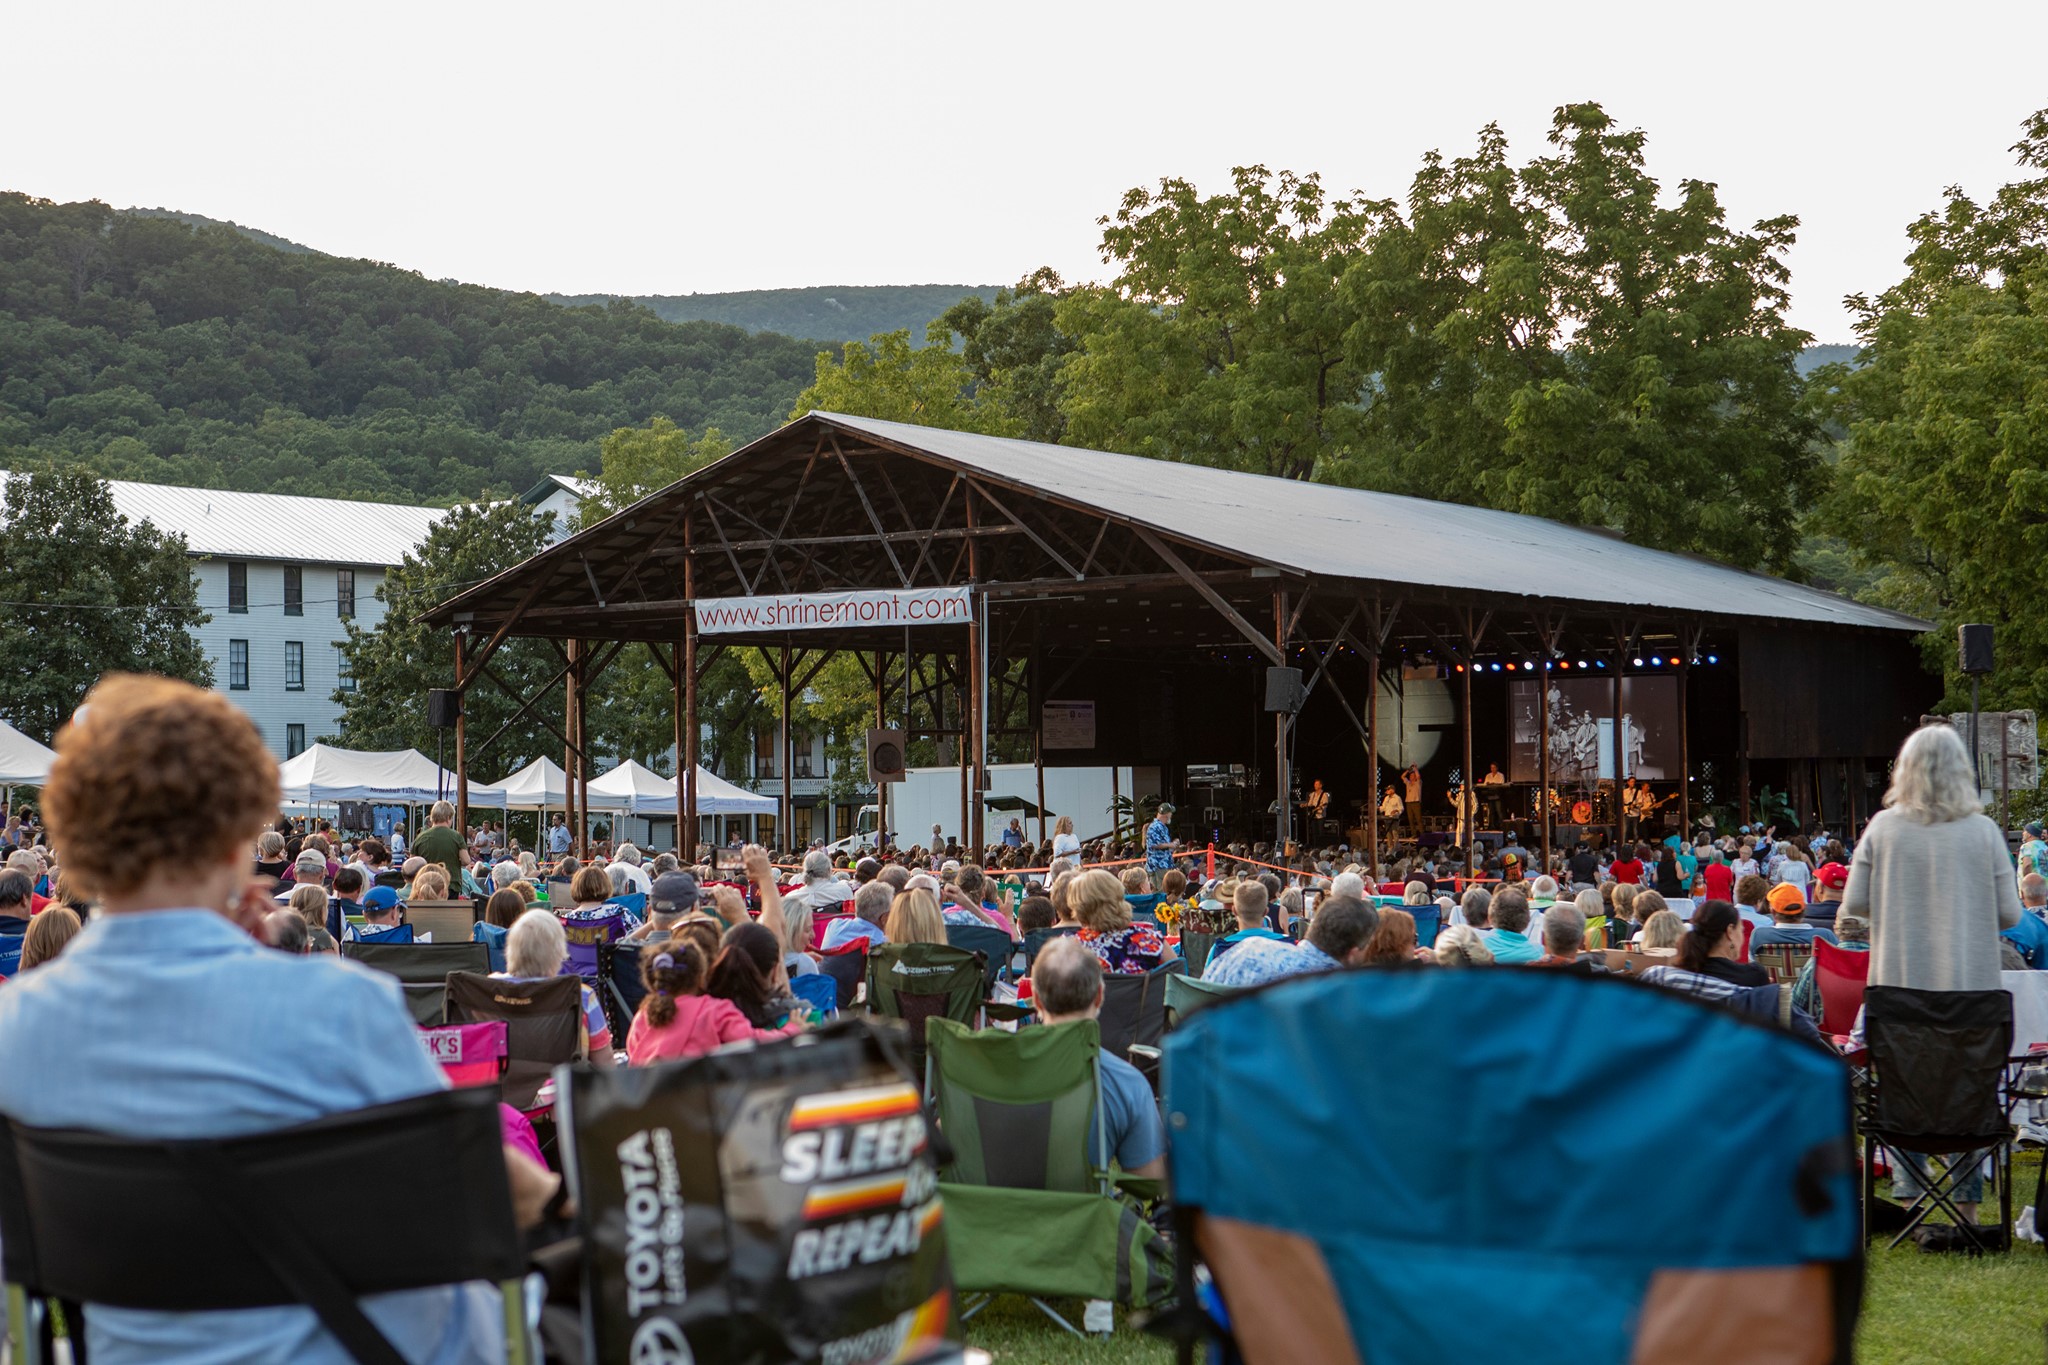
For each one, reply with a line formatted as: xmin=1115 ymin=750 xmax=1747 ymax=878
xmin=122 ymin=207 xmax=322 ymax=256
xmin=547 ymin=284 xmax=1000 ymax=344
xmin=0 ymin=194 xmax=819 ymax=504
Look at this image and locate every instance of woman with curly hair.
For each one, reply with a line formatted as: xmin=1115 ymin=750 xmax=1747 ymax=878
xmin=1070 ymin=868 xmax=1170 ymax=974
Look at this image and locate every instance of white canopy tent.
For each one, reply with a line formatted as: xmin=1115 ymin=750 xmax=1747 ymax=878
xmin=492 ymin=756 xmax=631 ymax=812
xmin=276 ymin=744 xmax=508 ymax=808
xmin=0 ymin=719 xmax=56 ymax=786
xmin=586 ymin=760 xmax=776 ymax=816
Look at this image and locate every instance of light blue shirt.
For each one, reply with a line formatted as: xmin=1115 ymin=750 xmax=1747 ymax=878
xmin=821 ymin=916 xmax=889 ymax=952
xmin=1202 ymin=937 xmax=1341 ymax=987
xmin=1144 ymin=817 xmax=1173 ymax=872
xmin=0 ymin=909 xmax=502 ymax=1365
xmin=1479 ymin=927 xmax=1544 ymax=963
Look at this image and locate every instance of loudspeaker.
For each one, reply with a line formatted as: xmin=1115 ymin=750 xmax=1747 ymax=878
xmin=1958 ymin=624 xmax=1994 ymax=676
xmin=865 ymin=728 xmax=907 ymax=784
xmin=1263 ymin=666 xmax=1305 ymax=714
xmin=426 ymin=689 xmax=461 ymax=729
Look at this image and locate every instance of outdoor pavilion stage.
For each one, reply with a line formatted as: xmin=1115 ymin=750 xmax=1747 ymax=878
xmin=427 ymin=412 xmax=1936 ymax=866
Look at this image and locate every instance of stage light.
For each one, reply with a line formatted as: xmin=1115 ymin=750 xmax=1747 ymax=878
xmin=1577 ymin=660 xmax=1589 ymax=668
xmin=1649 ymin=656 xmax=1661 ymax=666
xmin=1524 ymin=661 xmax=1535 ymax=670
xmin=1596 ymin=661 xmax=1608 ymax=669
xmin=1707 ymin=654 xmax=1718 ymax=664
xmin=1632 ymin=657 xmax=1643 ymax=667
xmin=1455 ymin=664 xmax=1464 ymax=672
xmin=1505 ymin=663 xmax=1516 ymax=670
xmin=1490 ymin=663 xmax=1502 ymax=672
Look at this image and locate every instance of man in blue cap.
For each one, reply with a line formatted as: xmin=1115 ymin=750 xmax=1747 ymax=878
xmin=342 ymin=885 xmax=411 ymax=943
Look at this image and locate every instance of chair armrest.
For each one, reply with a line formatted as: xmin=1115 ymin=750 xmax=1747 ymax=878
xmin=982 ymin=1000 xmax=1036 ymax=1024
xmin=1115 ymin=1175 xmax=1168 ymax=1204
xmin=1127 ymin=1043 xmax=1162 ymax=1063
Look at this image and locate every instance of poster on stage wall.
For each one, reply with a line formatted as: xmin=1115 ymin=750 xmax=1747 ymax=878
xmin=1508 ymin=676 xmax=1680 ymax=785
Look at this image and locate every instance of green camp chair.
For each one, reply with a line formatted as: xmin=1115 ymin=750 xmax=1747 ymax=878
xmin=927 ymin=1017 xmax=1173 ymax=1337
xmin=1163 ymin=972 xmax=1239 ymax=1028
xmin=864 ymin=941 xmax=988 ymax=1092
xmin=1177 ymin=930 xmax=1218 ymax=977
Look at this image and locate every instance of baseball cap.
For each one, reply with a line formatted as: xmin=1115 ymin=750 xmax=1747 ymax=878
xmin=362 ymin=886 xmax=400 ymax=914
xmin=2028 ymin=822 xmax=2044 ymax=839
xmin=1766 ymin=883 xmax=1807 ymax=915
xmin=1816 ymin=862 xmax=1849 ymax=890
xmin=650 ymin=871 xmax=700 ymax=916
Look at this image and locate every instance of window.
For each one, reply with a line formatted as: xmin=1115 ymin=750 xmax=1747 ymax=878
xmin=336 ymin=646 xmax=356 ymax=693
xmin=286 ymin=723 xmax=306 ymax=758
xmin=228 ymin=639 xmax=249 ymax=690
xmin=283 ymin=565 xmax=303 ymax=616
xmin=754 ymin=729 xmax=778 ymax=780
xmin=336 ymin=567 xmax=355 ymax=619
xmin=227 ymin=562 xmax=247 ymax=614
xmin=285 ymin=641 xmax=304 ymax=691
xmin=793 ymin=734 xmax=814 ymax=778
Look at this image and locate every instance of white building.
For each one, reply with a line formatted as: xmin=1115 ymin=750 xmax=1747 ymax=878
xmin=519 ymin=474 xmax=597 ymax=543
xmin=100 ymin=480 xmax=446 ymax=760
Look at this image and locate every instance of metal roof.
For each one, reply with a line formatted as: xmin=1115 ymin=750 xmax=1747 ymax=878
xmin=812 ymin=413 xmax=1929 ymax=635
xmin=88 ymin=478 xmax=446 ymax=568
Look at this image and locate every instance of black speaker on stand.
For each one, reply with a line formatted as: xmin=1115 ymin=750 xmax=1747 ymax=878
xmin=427 ymin=689 xmax=460 ymax=802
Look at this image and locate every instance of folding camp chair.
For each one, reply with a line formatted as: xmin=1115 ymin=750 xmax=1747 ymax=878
xmin=1160 ymin=969 xmax=1862 ymax=1364
xmin=1162 ymin=972 xmax=1239 ymax=1028
xmin=1408 ymin=905 xmax=1441 ymax=949
xmin=819 ymin=938 xmax=870 ymax=1011
xmin=1022 ymin=924 xmax=1081 ymax=974
xmin=472 ymin=920 xmax=510 ymax=973
xmin=927 ymin=1017 xmax=1173 ymax=1337
xmin=1176 ymin=929 xmax=1217 ymax=978
xmin=1753 ymin=942 xmax=1815 ymax=984
xmin=446 ymin=971 xmax=585 ymax=1112
xmin=1811 ymin=940 xmax=1870 ymax=1038
xmin=558 ymin=909 xmax=626 ymax=981
xmin=947 ymin=922 xmax=1017 ymax=994
xmin=609 ymin=892 xmax=647 ymax=919
xmin=0 ymin=934 xmax=20 ymax=979
xmin=403 ymin=898 xmax=478 ymax=947
xmin=348 ymin=922 xmax=415 ymax=947
xmin=1097 ymin=960 xmax=1184 ymax=1082
xmin=597 ymin=938 xmax=648 ymax=1043
xmin=340 ymin=941 xmax=491 ymax=1025
xmin=419 ymin=1020 xmax=510 ymax=1089
xmin=1598 ymin=949 xmax=1668 ymax=977
xmin=0 ymin=1086 xmax=533 ymax=1365
xmin=790 ymin=971 xmax=839 ymax=1019
xmin=1860 ymin=984 xmax=2014 ymax=1251
xmin=865 ymin=942 xmax=987 ymax=1092
xmin=0 ymin=916 xmax=27 ymax=937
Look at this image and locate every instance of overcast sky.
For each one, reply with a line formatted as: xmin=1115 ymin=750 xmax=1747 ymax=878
xmin=8 ymin=1 xmax=2044 ymax=339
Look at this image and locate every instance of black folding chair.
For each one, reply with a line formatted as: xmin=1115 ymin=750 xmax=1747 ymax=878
xmin=946 ymin=922 xmax=1017 ymax=994
xmin=597 ymin=939 xmax=648 ymax=1043
xmin=446 ymin=972 xmax=585 ymax=1111
xmin=819 ymin=941 xmax=870 ymax=1011
xmin=340 ymin=941 xmax=492 ymax=1025
xmin=1860 ymin=984 xmax=2015 ymax=1250
xmin=0 ymin=1086 xmax=531 ymax=1365
xmin=1098 ymin=960 xmax=1184 ymax=1088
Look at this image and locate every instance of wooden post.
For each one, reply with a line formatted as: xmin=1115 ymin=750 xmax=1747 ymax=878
xmin=956 ymin=661 xmax=968 ymax=854
xmin=1538 ymin=654 xmax=1552 ymax=871
xmin=1033 ymin=644 xmax=1048 ymax=847
xmin=1461 ymin=633 xmax=1475 ymax=881
xmin=1274 ymin=590 xmax=1289 ymax=854
xmin=1677 ymin=657 xmax=1692 ymax=842
xmin=565 ymin=639 xmax=582 ymax=860
xmin=453 ymin=632 xmax=469 ymax=842
xmin=1365 ymin=647 xmax=1380 ymax=877
xmin=574 ymin=640 xmax=590 ymax=860
xmin=779 ymin=642 xmax=793 ymax=854
xmin=1612 ymin=636 xmax=1627 ymax=850
xmin=679 ymin=511 xmax=696 ymax=860
xmin=965 ymin=488 xmax=985 ymax=856
xmin=874 ymin=651 xmax=888 ymax=853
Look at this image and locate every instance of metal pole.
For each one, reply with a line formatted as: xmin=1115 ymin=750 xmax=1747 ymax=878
xmin=1970 ymin=675 xmax=1982 ymax=802
xmin=453 ymin=633 xmax=468 ymax=840
xmin=1538 ymin=654 xmax=1552 ymax=872
xmin=1366 ymin=648 xmax=1380 ymax=877
xmin=1612 ymin=644 xmax=1626 ymax=850
xmin=874 ymin=650 xmax=888 ymax=853
xmin=1677 ymin=657 xmax=1692 ymax=842
xmin=780 ymin=642 xmax=793 ymax=854
xmin=1461 ymin=635 xmax=1475 ymax=881
xmin=1274 ymin=590 xmax=1289 ymax=854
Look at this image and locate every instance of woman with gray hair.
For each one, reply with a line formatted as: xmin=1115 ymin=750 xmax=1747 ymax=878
xmin=497 ymin=909 xmax=616 ymax=1068
xmin=1433 ymin=923 xmax=1494 ymax=967
xmin=1843 ymin=723 xmax=2019 ymax=1226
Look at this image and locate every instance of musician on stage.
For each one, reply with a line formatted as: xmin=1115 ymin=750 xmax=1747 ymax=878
xmin=1450 ymin=782 xmax=1478 ymax=846
xmin=1401 ymin=763 xmax=1423 ymax=836
xmin=1300 ymin=779 xmax=1332 ymax=829
xmin=1621 ymin=777 xmax=1657 ymax=842
xmin=1479 ymin=763 xmax=1507 ymax=828
xmin=1379 ymin=785 xmax=1404 ymax=841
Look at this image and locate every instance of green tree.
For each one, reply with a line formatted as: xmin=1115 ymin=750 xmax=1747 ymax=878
xmin=1341 ymin=104 xmax=1818 ymax=571
xmin=1822 ymin=109 xmax=2048 ymax=710
xmin=790 ymin=323 xmax=1008 ymax=432
xmin=1057 ymin=167 xmax=1375 ymax=480
xmin=334 ymin=500 xmax=563 ymax=768
xmin=0 ymin=467 xmax=211 ymax=741
xmin=937 ymin=269 xmax=1076 ymax=444
xmin=578 ymin=417 xmax=732 ymax=526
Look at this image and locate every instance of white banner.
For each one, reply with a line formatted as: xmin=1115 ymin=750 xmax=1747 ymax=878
xmin=693 ymin=586 xmax=974 ymax=635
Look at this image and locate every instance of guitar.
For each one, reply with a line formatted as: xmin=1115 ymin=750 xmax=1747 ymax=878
xmin=1625 ymin=791 xmax=1680 ymax=818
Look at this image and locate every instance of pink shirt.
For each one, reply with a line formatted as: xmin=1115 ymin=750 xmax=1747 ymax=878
xmin=626 ymin=994 xmax=797 ymax=1065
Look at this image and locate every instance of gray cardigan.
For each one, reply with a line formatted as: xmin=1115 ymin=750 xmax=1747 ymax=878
xmin=1840 ymin=808 xmax=2020 ymax=992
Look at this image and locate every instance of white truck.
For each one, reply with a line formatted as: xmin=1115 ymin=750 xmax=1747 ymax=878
xmin=826 ymin=762 xmax=1141 ymax=855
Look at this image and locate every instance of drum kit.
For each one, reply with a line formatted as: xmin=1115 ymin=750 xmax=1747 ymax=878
xmin=1540 ymin=781 xmax=1616 ymax=827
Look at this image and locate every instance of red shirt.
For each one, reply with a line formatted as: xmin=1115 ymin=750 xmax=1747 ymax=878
xmin=1610 ymin=859 xmax=1644 ymax=886
xmin=1701 ymin=863 xmax=1734 ymax=902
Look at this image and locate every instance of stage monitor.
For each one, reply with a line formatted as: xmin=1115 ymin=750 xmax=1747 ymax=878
xmin=1508 ymin=676 xmax=1680 ymax=784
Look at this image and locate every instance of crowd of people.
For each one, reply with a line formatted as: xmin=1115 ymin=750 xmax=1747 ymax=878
xmin=0 ymin=673 xmax=2038 ymax=1360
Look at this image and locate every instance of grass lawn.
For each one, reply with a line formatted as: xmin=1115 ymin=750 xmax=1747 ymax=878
xmin=963 ymin=1160 xmax=2045 ymax=1365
